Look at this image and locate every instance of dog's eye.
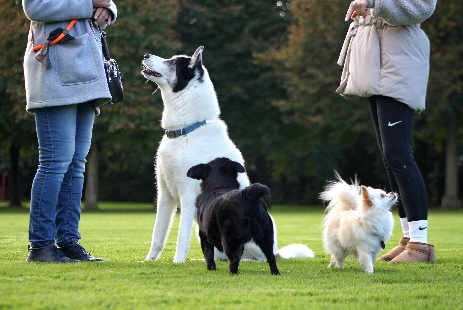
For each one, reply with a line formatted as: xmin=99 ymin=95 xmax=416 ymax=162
xmin=380 ymin=193 xmax=386 ymax=198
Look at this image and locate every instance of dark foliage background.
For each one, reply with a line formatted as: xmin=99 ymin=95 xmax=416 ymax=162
xmin=0 ymin=0 xmax=461 ymax=207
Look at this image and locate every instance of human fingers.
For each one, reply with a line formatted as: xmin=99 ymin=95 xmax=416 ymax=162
xmin=345 ymin=0 xmax=368 ymax=21
xmin=345 ymin=4 xmax=355 ymax=21
xmin=93 ymin=8 xmax=110 ymax=26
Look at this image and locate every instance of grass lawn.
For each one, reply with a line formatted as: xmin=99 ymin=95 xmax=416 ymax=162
xmin=0 ymin=202 xmax=462 ymax=309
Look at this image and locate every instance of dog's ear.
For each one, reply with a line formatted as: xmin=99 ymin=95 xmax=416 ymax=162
xmin=223 ymin=160 xmax=245 ymax=174
xmin=189 ymin=46 xmax=204 ymax=71
xmin=361 ymin=186 xmax=373 ymax=208
xmin=187 ymin=163 xmax=210 ymax=180
xmin=234 ymin=161 xmax=246 ymax=173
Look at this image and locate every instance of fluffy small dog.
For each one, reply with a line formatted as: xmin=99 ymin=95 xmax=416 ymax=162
xmin=320 ymin=173 xmax=396 ymax=273
xmin=187 ymin=157 xmax=279 ymax=275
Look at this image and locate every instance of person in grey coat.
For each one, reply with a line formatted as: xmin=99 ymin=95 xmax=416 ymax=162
xmin=339 ymin=0 xmax=437 ymax=264
xmin=23 ymin=0 xmax=118 ymax=263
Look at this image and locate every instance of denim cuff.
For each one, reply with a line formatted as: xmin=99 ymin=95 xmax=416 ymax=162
xmin=31 ymin=240 xmax=54 ymax=248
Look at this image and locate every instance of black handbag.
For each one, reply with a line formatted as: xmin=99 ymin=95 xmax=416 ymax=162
xmin=101 ymin=30 xmax=123 ymax=103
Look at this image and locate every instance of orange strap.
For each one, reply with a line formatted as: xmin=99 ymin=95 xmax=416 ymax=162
xmin=31 ymin=19 xmax=77 ymax=51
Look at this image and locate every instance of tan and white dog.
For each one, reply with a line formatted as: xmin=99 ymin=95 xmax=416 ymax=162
xmin=320 ymin=173 xmax=396 ymax=273
xmin=141 ymin=46 xmax=312 ymax=263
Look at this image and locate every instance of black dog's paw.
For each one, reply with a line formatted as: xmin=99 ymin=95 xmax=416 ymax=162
xmin=207 ymin=263 xmax=216 ymax=271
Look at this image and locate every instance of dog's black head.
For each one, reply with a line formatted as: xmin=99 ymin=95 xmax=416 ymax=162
xmin=171 ymin=46 xmax=205 ymax=92
xmin=187 ymin=157 xmax=245 ymax=191
xmin=141 ymin=46 xmax=205 ymax=93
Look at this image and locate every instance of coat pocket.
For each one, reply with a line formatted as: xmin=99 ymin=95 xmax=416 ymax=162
xmin=56 ymin=33 xmax=100 ymax=85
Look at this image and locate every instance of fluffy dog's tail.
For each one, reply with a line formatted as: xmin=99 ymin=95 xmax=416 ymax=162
xmin=244 ymin=183 xmax=271 ymax=202
xmin=276 ymin=244 xmax=315 ymax=259
xmin=319 ymin=172 xmax=359 ymax=212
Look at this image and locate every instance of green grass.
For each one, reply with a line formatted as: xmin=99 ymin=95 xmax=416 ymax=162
xmin=1 ymin=203 xmax=462 ymax=309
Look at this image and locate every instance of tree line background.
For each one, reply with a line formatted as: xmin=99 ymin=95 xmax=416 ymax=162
xmin=0 ymin=0 xmax=461 ymax=209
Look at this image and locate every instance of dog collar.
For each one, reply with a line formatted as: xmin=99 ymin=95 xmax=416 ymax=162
xmin=165 ymin=120 xmax=207 ymax=138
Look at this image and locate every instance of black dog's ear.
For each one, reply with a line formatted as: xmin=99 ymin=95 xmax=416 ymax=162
xmin=189 ymin=46 xmax=204 ymax=71
xmin=222 ymin=160 xmax=245 ymax=174
xmin=233 ymin=161 xmax=246 ymax=173
xmin=187 ymin=163 xmax=210 ymax=180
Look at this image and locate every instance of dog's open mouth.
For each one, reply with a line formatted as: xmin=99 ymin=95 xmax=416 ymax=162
xmin=142 ymin=64 xmax=162 ymax=77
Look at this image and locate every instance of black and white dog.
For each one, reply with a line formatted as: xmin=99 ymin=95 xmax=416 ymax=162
xmin=187 ymin=157 xmax=280 ymax=275
xmin=141 ymin=46 xmax=313 ymax=263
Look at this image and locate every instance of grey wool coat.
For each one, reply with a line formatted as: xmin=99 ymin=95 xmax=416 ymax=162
xmin=23 ymin=0 xmax=118 ymax=112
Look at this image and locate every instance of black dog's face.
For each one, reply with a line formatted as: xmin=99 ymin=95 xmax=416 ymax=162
xmin=187 ymin=157 xmax=245 ymax=191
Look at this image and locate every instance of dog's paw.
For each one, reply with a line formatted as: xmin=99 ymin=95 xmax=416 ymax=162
xmin=207 ymin=263 xmax=216 ymax=270
xmin=145 ymin=254 xmax=157 ymax=261
xmin=146 ymin=248 xmax=162 ymax=261
xmin=363 ymin=266 xmax=374 ymax=273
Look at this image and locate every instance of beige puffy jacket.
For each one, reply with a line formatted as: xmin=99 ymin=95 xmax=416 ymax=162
xmin=336 ymin=3 xmax=436 ymax=111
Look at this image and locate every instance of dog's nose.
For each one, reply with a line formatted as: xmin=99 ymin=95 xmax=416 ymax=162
xmin=143 ymin=53 xmax=151 ymax=59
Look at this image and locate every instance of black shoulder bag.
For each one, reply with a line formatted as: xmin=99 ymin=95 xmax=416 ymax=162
xmin=100 ymin=30 xmax=123 ymax=103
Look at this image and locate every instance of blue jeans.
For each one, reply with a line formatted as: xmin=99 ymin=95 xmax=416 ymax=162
xmin=29 ymin=102 xmax=95 ymax=247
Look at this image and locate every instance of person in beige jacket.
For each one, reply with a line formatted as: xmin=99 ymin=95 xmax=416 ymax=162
xmin=337 ymin=0 xmax=437 ymax=263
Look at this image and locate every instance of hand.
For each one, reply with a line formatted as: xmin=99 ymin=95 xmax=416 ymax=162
xmin=345 ymin=0 xmax=368 ymax=21
xmin=93 ymin=7 xmax=112 ymax=26
xmin=93 ymin=0 xmax=111 ymax=8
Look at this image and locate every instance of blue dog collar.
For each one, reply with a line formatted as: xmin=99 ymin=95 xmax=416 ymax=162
xmin=165 ymin=120 xmax=207 ymax=138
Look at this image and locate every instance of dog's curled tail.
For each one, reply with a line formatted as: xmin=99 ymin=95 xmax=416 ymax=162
xmin=319 ymin=172 xmax=359 ymax=212
xmin=275 ymin=244 xmax=315 ymax=259
xmin=244 ymin=183 xmax=271 ymax=202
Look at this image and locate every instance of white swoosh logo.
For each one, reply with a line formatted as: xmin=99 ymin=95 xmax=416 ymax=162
xmin=388 ymin=121 xmax=402 ymax=127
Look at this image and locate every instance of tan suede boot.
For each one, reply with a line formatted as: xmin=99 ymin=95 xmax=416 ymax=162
xmin=389 ymin=242 xmax=436 ymax=263
xmin=378 ymin=237 xmax=410 ymax=261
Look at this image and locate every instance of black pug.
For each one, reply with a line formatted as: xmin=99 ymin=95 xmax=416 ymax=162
xmin=187 ymin=157 xmax=280 ymax=275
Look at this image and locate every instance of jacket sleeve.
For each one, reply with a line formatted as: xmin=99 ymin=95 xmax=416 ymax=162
xmin=22 ymin=0 xmax=94 ymax=22
xmin=370 ymin=0 xmax=437 ymax=25
xmin=98 ymin=1 xmax=117 ymax=29
xmin=107 ymin=1 xmax=118 ymax=24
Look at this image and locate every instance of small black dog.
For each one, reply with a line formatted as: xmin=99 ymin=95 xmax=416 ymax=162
xmin=187 ymin=157 xmax=280 ymax=275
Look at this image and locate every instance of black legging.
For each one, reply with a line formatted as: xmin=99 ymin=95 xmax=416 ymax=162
xmin=368 ymin=95 xmax=427 ymax=221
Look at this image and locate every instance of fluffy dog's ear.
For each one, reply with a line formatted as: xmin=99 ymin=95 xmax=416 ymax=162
xmin=189 ymin=46 xmax=204 ymax=70
xmin=361 ymin=186 xmax=373 ymax=208
xmin=187 ymin=163 xmax=210 ymax=180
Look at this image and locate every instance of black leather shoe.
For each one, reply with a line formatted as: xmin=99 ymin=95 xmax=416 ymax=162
xmin=26 ymin=243 xmax=80 ymax=263
xmin=59 ymin=241 xmax=103 ymax=262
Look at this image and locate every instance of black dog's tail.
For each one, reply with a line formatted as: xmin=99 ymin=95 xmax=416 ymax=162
xmin=244 ymin=183 xmax=271 ymax=202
